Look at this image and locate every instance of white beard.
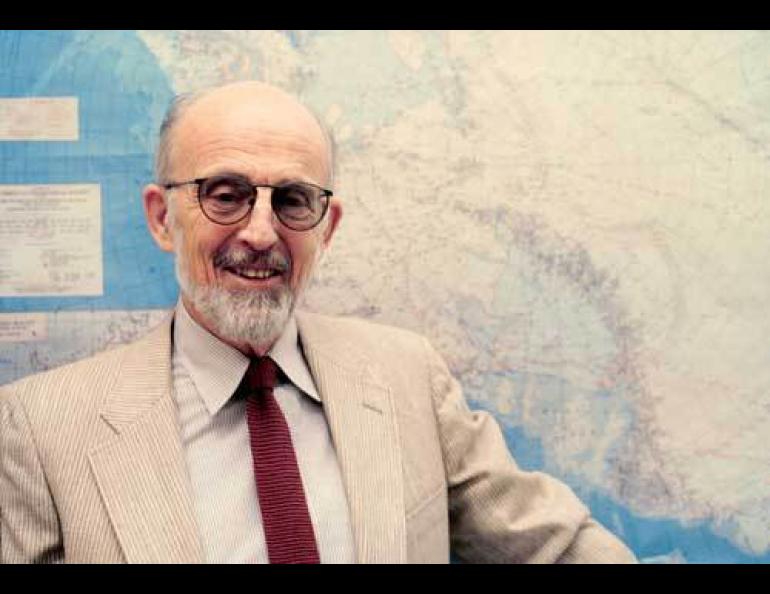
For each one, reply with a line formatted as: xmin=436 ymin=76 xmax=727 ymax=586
xmin=179 ymin=269 xmax=294 ymax=350
xmin=174 ymin=248 xmax=294 ymax=351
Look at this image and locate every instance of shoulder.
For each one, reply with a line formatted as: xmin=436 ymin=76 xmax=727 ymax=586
xmin=296 ymin=310 xmax=430 ymax=356
xmin=294 ymin=311 xmax=452 ymax=398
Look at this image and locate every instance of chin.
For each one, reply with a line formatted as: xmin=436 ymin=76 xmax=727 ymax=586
xmin=178 ymin=266 xmax=295 ymax=349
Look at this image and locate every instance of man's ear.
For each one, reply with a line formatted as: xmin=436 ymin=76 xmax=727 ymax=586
xmin=321 ymin=196 xmax=343 ymax=248
xmin=143 ymin=183 xmax=175 ymax=252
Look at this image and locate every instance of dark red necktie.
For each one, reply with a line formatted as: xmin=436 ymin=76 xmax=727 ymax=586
xmin=241 ymin=357 xmax=320 ymax=564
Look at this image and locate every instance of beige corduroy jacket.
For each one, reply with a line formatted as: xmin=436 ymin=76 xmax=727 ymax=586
xmin=0 ymin=311 xmax=636 ymax=563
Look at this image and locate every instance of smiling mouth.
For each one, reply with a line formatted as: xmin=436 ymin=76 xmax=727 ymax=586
xmin=224 ymin=267 xmax=283 ymax=281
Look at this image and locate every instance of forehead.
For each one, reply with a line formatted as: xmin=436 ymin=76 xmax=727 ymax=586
xmin=170 ymin=88 xmax=330 ymax=183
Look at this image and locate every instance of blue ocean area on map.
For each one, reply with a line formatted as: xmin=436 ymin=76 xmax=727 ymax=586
xmin=0 ymin=30 xmax=178 ymax=312
xmin=483 ymin=404 xmax=769 ymax=563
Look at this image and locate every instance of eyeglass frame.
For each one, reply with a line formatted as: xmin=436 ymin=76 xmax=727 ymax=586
xmin=162 ymin=175 xmax=333 ymax=231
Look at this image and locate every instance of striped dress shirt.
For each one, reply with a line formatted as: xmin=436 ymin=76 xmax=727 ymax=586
xmin=171 ymin=302 xmax=356 ymax=563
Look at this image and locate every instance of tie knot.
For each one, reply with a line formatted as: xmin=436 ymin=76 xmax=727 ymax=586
xmin=243 ymin=357 xmax=279 ymax=391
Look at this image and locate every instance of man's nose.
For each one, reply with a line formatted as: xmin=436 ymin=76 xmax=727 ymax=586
xmin=235 ymin=188 xmax=279 ymax=250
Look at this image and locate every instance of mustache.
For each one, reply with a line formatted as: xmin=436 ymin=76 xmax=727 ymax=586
xmin=213 ymin=246 xmax=290 ymax=272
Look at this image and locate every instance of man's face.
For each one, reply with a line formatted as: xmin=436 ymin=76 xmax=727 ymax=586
xmin=148 ymin=85 xmax=341 ymax=354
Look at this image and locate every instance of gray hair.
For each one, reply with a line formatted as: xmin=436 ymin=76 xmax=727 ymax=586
xmin=154 ymin=84 xmax=337 ymax=187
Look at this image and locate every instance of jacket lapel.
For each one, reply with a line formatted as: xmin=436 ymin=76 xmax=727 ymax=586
xmin=89 ymin=317 xmax=204 ymax=564
xmin=297 ymin=312 xmax=407 ymax=563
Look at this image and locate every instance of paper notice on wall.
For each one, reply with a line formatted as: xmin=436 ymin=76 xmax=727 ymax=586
xmin=0 ymin=184 xmax=103 ymax=296
xmin=0 ymin=97 xmax=79 ymax=141
xmin=0 ymin=313 xmax=47 ymax=342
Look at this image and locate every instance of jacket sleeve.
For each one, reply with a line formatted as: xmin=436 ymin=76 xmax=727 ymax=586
xmin=424 ymin=338 xmax=637 ymax=563
xmin=0 ymin=387 xmax=64 ymax=563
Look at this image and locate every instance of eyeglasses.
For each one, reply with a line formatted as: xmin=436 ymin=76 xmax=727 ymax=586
xmin=163 ymin=174 xmax=333 ymax=231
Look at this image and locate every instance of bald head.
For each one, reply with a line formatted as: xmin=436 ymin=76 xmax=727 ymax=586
xmin=155 ymin=81 xmax=335 ymax=186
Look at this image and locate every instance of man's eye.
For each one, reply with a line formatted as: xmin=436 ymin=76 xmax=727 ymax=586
xmin=210 ymin=191 xmax=240 ymax=203
xmin=278 ymin=189 xmax=311 ymax=208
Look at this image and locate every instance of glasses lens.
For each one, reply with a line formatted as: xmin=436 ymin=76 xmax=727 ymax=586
xmin=200 ymin=176 xmax=253 ymax=223
xmin=273 ymin=183 xmax=328 ymax=230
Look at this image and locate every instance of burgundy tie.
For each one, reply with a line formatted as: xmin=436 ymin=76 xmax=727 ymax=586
xmin=241 ymin=357 xmax=320 ymax=564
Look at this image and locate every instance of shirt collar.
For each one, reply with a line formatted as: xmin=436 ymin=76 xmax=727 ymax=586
xmin=173 ymin=300 xmax=321 ymax=416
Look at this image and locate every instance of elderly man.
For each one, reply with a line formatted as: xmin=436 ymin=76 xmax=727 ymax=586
xmin=0 ymin=81 xmax=636 ymax=564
